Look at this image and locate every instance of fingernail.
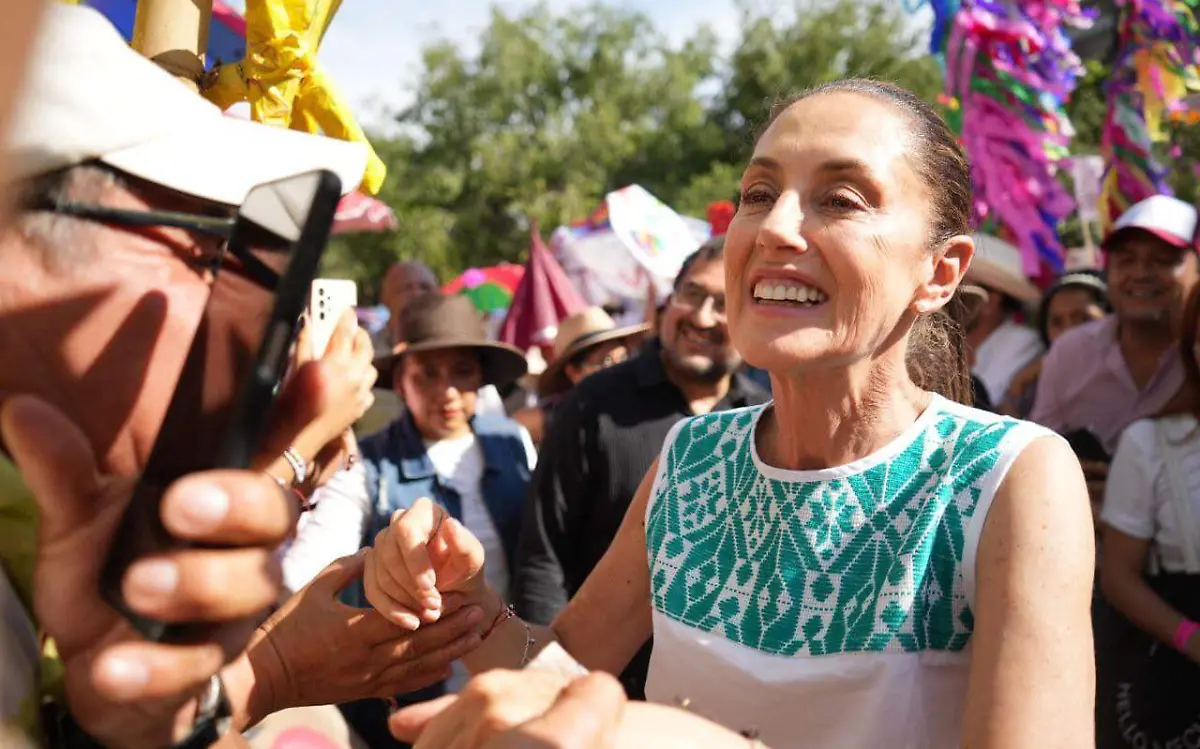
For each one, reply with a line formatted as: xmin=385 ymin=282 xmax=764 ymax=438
xmin=465 ymin=606 xmax=484 ymax=625
xmin=422 ymin=608 xmax=442 ymax=623
xmin=172 ymin=484 xmax=229 ymax=533
xmin=418 ymin=571 xmax=437 ymax=590
xmin=100 ymin=655 xmax=150 ymax=699
xmin=397 ymin=612 xmax=421 ymax=630
xmin=127 ymin=559 xmax=178 ymax=598
xmin=421 ymin=591 xmax=441 ymax=609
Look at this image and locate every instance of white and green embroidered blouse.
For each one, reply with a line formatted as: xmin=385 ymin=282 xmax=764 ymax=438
xmin=642 ymin=394 xmax=1055 ymax=749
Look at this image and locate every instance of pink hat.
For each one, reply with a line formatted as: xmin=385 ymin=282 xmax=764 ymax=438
xmin=1104 ymin=195 xmax=1198 ymax=251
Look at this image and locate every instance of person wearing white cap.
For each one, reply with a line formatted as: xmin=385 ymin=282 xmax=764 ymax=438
xmin=962 ymin=234 xmax=1045 ymax=407
xmin=1030 ymin=194 xmax=1200 ymax=517
xmin=0 ymin=6 xmax=479 ymax=748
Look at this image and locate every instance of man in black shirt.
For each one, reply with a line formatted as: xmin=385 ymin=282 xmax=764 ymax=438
xmin=513 ymin=237 xmax=769 ymax=697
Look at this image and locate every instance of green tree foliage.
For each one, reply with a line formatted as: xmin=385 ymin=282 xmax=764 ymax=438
xmin=323 ymin=0 xmax=942 ymax=297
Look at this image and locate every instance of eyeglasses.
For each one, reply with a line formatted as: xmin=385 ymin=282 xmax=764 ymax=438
xmin=671 ymin=283 xmax=727 ymax=320
xmin=29 ymin=200 xmax=283 ymax=290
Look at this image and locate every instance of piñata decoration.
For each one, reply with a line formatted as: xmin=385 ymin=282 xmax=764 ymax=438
xmin=1099 ymin=0 xmax=1200 ymax=231
xmin=200 ymin=0 xmax=386 ymax=195
xmin=937 ymin=0 xmax=1092 ymax=279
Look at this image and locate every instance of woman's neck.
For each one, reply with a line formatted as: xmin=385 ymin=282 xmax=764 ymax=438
xmin=762 ymin=354 xmax=931 ymax=471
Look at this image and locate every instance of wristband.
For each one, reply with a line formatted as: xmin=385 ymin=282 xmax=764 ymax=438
xmin=1173 ymin=619 xmax=1200 ymax=653
xmin=281 ymin=447 xmax=308 ymax=485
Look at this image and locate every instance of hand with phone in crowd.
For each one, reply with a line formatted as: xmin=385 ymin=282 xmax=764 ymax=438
xmin=260 ymin=280 xmax=374 ymax=495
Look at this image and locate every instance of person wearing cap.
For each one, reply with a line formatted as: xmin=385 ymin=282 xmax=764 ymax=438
xmin=0 ymin=7 xmax=481 ymax=748
xmin=963 ymin=235 xmax=1046 ymax=407
xmin=511 ymin=237 xmax=768 ymax=699
xmin=1031 ymin=195 xmax=1200 ymax=516
xmin=280 ymin=293 xmax=537 ymax=747
xmin=997 ymin=270 xmax=1112 ymax=418
xmin=512 ymin=307 xmax=650 ymax=444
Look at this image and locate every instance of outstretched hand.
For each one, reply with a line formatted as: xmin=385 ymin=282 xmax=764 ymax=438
xmin=364 ymin=497 xmax=487 ymax=630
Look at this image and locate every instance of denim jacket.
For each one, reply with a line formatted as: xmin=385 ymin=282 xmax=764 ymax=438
xmin=349 ymin=409 xmax=532 ymax=604
xmin=339 ymin=409 xmax=533 ymax=732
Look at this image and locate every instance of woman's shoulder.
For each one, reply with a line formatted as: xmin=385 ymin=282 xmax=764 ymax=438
xmin=674 ymin=403 xmax=768 ymax=439
xmin=929 ymin=396 xmax=1060 ymax=463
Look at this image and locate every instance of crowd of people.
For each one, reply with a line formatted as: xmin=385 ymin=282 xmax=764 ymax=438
xmin=2 ymin=4 xmax=1200 ymax=749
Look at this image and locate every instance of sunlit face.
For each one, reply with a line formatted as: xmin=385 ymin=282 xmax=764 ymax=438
xmin=724 ymin=92 xmax=968 ymax=374
xmin=658 ymin=258 xmax=742 ymax=382
xmin=0 ymin=174 xmax=227 ymax=476
xmin=381 ymin=262 xmax=438 ymax=320
xmin=1045 ymin=287 xmax=1106 ymax=343
xmin=1105 ymin=231 xmax=1199 ymax=325
xmin=398 ymin=348 xmax=483 ymax=440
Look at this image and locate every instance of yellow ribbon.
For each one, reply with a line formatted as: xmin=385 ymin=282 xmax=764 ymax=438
xmin=1134 ymin=45 xmax=1199 ymax=142
xmin=202 ymin=0 xmax=385 ymax=194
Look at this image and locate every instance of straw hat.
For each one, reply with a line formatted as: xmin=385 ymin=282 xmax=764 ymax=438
xmin=374 ymin=294 xmax=528 ymax=390
xmin=539 ymin=308 xmax=650 ymax=396
xmin=967 ymin=234 xmax=1041 ymax=305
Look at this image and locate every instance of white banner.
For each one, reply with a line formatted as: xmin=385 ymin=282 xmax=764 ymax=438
xmin=1071 ymin=155 xmax=1105 ymax=224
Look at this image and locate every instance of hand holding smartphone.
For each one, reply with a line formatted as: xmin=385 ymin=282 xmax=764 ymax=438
xmin=100 ymin=170 xmax=343 ymax=643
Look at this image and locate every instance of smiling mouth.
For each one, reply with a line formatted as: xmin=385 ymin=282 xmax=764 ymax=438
xmin=752 ymin=280 xmax=828 ymax=307
xmin=680 ymin=324 xmax=719 ymax=346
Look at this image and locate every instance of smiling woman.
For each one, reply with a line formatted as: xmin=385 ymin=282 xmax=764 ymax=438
xmin=361 ymin=79 xmax=1096 ymax=749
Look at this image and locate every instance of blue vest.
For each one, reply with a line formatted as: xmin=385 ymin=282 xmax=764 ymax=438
xmin=339 ymin=410 xmax=533 ymax=722
xmin=346 ymin=410 xmax=532 ymax=607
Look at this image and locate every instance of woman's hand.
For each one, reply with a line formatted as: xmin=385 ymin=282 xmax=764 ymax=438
xmin=389 ymin=670 xmax=621 ymax=749
xmin=259 ymin=309 xmax=376 ymax=490
xmin=364 ymin=497 xmax=487 ymax=629
xmin=239 ymin=552 xmax=485 ymax=724
xmin=293 ymin=308 xmax=377 ymax=443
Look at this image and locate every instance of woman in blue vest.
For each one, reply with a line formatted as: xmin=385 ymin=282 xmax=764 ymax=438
xmin=335 ymin=292 xmax=536 ymax=747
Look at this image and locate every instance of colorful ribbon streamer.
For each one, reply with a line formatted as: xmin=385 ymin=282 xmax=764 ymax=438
xmin=939 ymin=0 xmax=1091 ymax=278
xmin=1099 ymin=0 xmax=1200 ymax=232
xmin=201 ymin=0 xmax=386 ymax=195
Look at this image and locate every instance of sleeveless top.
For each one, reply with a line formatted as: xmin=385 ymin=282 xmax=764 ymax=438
xmin=643 ymin=395 xmax=1055 ymax=748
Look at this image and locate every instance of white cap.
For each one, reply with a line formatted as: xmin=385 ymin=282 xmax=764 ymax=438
xmin=5 ymin=4 xmax=368 ymax=204
xmin=1106 ymin=195 xmax=1198 ymax=250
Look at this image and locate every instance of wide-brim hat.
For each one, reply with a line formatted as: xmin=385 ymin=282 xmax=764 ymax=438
xmin=374 ymin=294 xmax=528 ymax=391
xmin=539 ymin=307 xmax=650 ymax=396
xmin=967 ymin=234 xmax=1041 ymax=306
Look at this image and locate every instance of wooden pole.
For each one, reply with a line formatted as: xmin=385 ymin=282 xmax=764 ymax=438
xmin=132 ymin=0 xmax=213 ymax=90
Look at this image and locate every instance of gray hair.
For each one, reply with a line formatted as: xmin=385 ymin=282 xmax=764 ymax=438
xmin=10 ymin=163 xmax=122 ymax=270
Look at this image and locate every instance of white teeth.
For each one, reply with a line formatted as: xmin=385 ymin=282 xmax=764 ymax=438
xmin=752 ymin=280 xmax=827 ymax=305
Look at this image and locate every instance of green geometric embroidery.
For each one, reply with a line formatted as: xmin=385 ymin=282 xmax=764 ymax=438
xmin=646 ymin=405 xmax=1020 ymax=657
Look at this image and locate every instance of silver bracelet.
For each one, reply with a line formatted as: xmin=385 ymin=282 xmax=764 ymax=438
xmin=518 ymin=620 xmax=536 ymax=667
xmin=281 ymin=447 xmax=308 ymax=484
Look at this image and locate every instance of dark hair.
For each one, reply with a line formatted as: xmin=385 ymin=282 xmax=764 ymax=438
xmin=761 ymin=79 xmax=975 ymax=404
xmin=675 ymin=235 xmax=726 ymax=291
xmin=1036 ymin=270 xmax=1111 ymax=346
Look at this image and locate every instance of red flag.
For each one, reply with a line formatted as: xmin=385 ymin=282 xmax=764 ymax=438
xmin=499 ymin=223 xmax=588 ymax=352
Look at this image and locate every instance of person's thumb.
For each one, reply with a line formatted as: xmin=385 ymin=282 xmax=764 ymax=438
xmin=1 ymin=396 xmax=126 ymax=646
xmin=311 ymin=550 xmax=368 ymax=599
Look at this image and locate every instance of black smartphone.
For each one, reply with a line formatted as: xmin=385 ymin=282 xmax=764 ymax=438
xmin=1063 ymin=428 xmax=1111 ymax=464
xmin=100 ymin=170 xmax=343 ymax=643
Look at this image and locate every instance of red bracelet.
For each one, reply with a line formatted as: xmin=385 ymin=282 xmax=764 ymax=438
xmin=481 ymin=603 xmax=516 ymax=641
xmin=1173 ymin=619 xmax=1200 ymax=652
